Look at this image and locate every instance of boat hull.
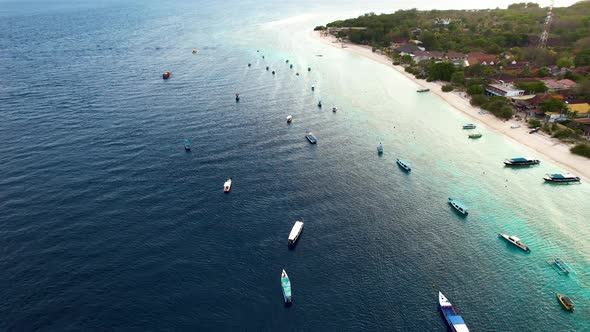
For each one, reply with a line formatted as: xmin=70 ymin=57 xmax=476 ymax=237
xmin=499 ymin=233 xmax=530 ymax=252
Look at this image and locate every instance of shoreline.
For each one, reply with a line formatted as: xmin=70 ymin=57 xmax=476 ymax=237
xmin=311 ymin=31 xmax=590 ymax=181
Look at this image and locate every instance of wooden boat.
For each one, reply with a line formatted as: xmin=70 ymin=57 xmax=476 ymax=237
xmin=162 ymin=71 xmax=171 ymax=79
xmin=416 ymin=88 xmax=430 ymax=92
xmin=468 ymin=133 xmax=482 ymax=139
xmin=557 ymin=293 xmax=575 ymax=311
xmin=448 ymin=198 xmax=468 ymax=215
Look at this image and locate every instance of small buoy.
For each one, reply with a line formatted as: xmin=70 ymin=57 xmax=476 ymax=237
xmin=272 ymin=71 xmax=275 ymax=75
xmin=235 ymin=93 xmax=240 ymax=102
xmin=266 ymin=66 xmax=269 ymax=71
xmin=308 ymin=67 xmax=311 ymax=72
xmin=318 ymin=101 xmax=322 ymax=108
xmin=192 ymin=50 xmax=198 ymax=54
xmin=162 ymin=71 xmax=170 ymax=79
xmin=248 ymin=63 xmax=251 ymax=67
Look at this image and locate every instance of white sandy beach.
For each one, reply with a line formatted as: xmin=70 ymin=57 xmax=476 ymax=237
xmin=312 ymin=31 xmax=590 ymax=181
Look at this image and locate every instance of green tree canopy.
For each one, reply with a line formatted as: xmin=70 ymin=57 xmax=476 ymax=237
xmin=540 ymin=98 xmax=567 ymax=113
xmin=574 ymin=49 xmax=590 ymax=67
xmin=514 ymin=81 xmax=548 ymax=94
xmin=429 ymin=62 xmax=456 ymax=81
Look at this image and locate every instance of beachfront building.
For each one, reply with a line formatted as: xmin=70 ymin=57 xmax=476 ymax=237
xmin=466 ymin=52 xmax=497 ymax=66
xmin=486 ymin=83 xmax=525 ymax=97
xmin=413 ymin=50 xmax=443 ymax=62
xmin=392 ymin=43 xmax=424 ymax=56
xmin=567 ymin=103 xmax=590 ymax=117
xmin=542 ymin=79 xmax=578 ymax=91
xmin=445 ymin=51 xmax=467 ymax=66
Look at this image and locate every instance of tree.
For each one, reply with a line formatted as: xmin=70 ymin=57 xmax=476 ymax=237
xmin=535 ymin=67 xmax=551 ymax=77
xmin=574 ymin=49 xmax=590 ymax=67
xmin=428 ymin=62 xmax=455 ymax=81
xmin=420 ymin=31 xmax=438 ymax=49
xmin=528 ymin=119 xmax=541 ymax=128
xmin=470 ymin=94 xmax=489 ymax=106
xmin=514 ymin=81 xmax=548 ymax=94
xmin=442 ymin=84 xmax=454 ymax=92
xmin=451 ymin=71 xmax=465 ymax=85
xmin=467 ymin=85 xmax=484 ymax=95
xmin=556 ymin=58 xmax=574 ymax=69
xmin=571 ymin=143 xmax=590 ymax=158
xmin=576 ymin=78 xmax=590 ymax=97
xmin=540 ymin=98 xmax=567 ymax=113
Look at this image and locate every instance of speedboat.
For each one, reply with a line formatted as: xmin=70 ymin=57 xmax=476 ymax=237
xmin=468 ymin=133 xmax=482 ymax=139
xmin=448 ymin=198 xmax=468 ymax=215
xmin=439 ymin=292 xmax=470 ymax=332
xmin=305 ymin=132 xmax=317 ymax=144
xmin=396 ymin=159 xmax=411 ymax=172
xmin=499 ymin=233 xmax=530 ymax=252
xmin=557 ymin=293 xmax=575 ymax=311
xmin=462 ymin=124 xmax=476 ymax=130
xmin=223 ymin=178 xmax=232 ymax=193
xmin=287 ymin=115 xmax=293 ymax=123
xmin=377 ymin=142 xmax=383 ymax=154
xmin=288 ymin=221 xmax=304 ymax=248
xmin=281 ymin=269 xmax=292 ymax=305
xmin=543 ymin=173 xmax=580 ymax=183
xmin=162 ymin=71 xmax=171 ymax=79
xmin=183 ymin=138 xmax=191 ymax=151
xmin=417 ymin=88 xmax=430 ymax=93
xmin=504 ymin=157 xmax=540 ymax=166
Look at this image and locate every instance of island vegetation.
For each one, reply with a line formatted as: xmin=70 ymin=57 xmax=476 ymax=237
xmin=316 ymin=1 xmax=590 ymax=157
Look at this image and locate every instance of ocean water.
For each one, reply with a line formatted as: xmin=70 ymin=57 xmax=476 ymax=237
xmin=1 ymin=0 xmax=589 ymax=330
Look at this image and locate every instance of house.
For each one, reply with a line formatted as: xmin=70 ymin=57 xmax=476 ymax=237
xmin=485 ymin=83 xmax=525 ymax=97
xmin=567 ymin=103 xmax=590 ymax=117
xmin=545 ymin=112 xmax=568 ymax=123
xmin=392 ymin=43 xmax=424 ymax=56
xmin=467 ymin=52 xmax=497 ymax=66
xmin=445 ymin=51 xmax=467 ymax=65
xmin=504 ymin=60 xmax=529 ymax=71
xmin=413 ymin=50 xmax=443 ymax=62
xmin=390 ymin=38 xmax=409 ymax=49
xmin=543 ymin=79 xmax=578 ymax=90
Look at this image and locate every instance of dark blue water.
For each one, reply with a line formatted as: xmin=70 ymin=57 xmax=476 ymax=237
xmin=1 ymin=1 xmax=589 ymax=331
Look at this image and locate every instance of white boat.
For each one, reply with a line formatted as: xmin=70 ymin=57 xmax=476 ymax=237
xmin=439 ymin=292 xmax=470 ymax=332
xmin=499 ymin=233 xmax=530 ymax=252
xmin=288 ymin=221 xmax=304 ymax=248
xmin=510 ymin=124 xmax=520 ymax=129
xmin=287 ymin=115 xmax=293 ymax=123
xmin=223 ymin=178 xmax=232 ymax=193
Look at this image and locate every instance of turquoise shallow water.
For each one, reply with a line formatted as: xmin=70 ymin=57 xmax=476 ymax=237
xmin=0 ymin=0 xmax=589 ymax=330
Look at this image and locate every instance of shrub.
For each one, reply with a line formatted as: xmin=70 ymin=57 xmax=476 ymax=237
xmin=528 ymin=119 xmax=541 ymax=128
xmin=552 ymin=129 xmax=578 ymax=140
xmin=470 ymin=94 xmax=489 ymax=106
xmin=571 ymin=143 xmax=590 ymax=158
xmin=393 ymin=61 xmax=401 ymax=65
xmin=442 ymin=84 xmax=454 ymax=92
xmin=467 ymin=85 xmax=484 ymax=95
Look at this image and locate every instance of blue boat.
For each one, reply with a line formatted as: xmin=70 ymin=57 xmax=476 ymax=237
xmin=543 ymin=173 xmax=580 ymax=183
xmin=377 ymin=142 xmax=383 ymax=154
xmin=439 ymin=292 xmax=470 ymax=332
xmin=305 ymin=131 xmax=317 ymax=144
xmin=183 ymin=138 xmax=191 ymax=151
xmin=396 ymin=159 xmax=411 ymax=172
xmin=504 ymin=157 xmax=540 ymax=166
xmin=281 ymin=269 xmax=292 ymax=306
xmin=462 ymin=124 xmax=476 ymax=130
xmin=448 ymin=198 xmax=468 ymax=215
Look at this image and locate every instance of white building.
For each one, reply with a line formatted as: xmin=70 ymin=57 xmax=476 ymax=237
xmin=485 ymin=83 xmax=525 ymax=97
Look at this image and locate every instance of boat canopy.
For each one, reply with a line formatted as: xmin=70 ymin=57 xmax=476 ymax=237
xmin=510 ymin=236 xmax=521 ymax=242
xmin=450 ymin=199 xmax=467 ymax=210
xmin=511 ymin=157 xmax=529 ymax=162
xmin=562 ymin=296 xmax=574 ymax=306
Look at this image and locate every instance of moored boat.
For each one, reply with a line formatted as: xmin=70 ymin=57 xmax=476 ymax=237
xmin=448 ymin=198 xmax=468 ymax=215
xmin=468 ymin=133 xmax=482 ymax=139
xmin=553 ymin=258 xmax=570 ymax=274
xmin=504 ymin=157 xmax=540 ymax=166
xmin=396 ymin=159 xmax=411 ymax=172
xmin=317 ymin=101 xmax=322 ymax=108
xmin=281 ymin=269 xmax=292 ymax=305
xmin=439 ymin=292 xmax=470 ymax=332
xmin=311 ymin=85 xmax=315 ymax=91
xmin=223 ymin=178 xmax=232 ymax=193
xmin=288 ymin=221 xmax=304 ymax=248
xmin=462 ymin=124 xmax=476 ymax=130
xmin=183 ymin=138 xmax=191 ymax=151
xmin=287 ymin=115 xmax=293 ymax=123
xmin=377 ymin=142 xmax=383 ymax=154
xmin=499 ymin=233 xmax=530 ymax=252
xmin=305 ymin=131 xmax=317 ymax=144
xmin=332 ymin=107 xmax=337 ymax=113
xmin=557 ymin=293 xmax=575 ymax=311
xmin=417 ymin=88 xmax=430 ymax=92
xmin=543 ymin=173 xmax=580 ymax=183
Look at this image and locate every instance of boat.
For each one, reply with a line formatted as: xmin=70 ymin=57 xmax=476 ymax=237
xmin=377 ymin=142 xmax=383 ymax=154
xmin=332 ymin=107 xmax=337 ymax=113
xmin=248 ymin=63 xmax=251 ymax=67
xmin=439 ymin=292 xmax=470 ymax=332
xmin=510 ymin=124 xmax=521 ymax=129
xmin=308 ymin=67 xmax=311 ymax=72
xmin=183 ymin=138 xmax=191 ymax=151
xmin=396 ymin=159 xmax=411 ymax=172
xmin=529 ymin=128 xmax=540 ymax=134
xmin=416 ymin=88 xmax=430 ymax=92
xmin=223 ymin=178 xmax=232 ymax=193
xmin=311 ymin=85 xmax=315 ymax=91
xmin=287 ymin=115 xmax=293 ymax=123
xmin=498 ymin=233 xmax=531 ymax=252
xmin=266 ymin=66 xmax=269 ymax=71
xmin=272 ymin=71 xmax=275 ymax=75
xmin=285 ymin=60 xmax=289 ymax=63
xmin=287 ymin=221 xmax=304 ymax=248
xmin=462 ymin=124 xmax=476 ymax=130
xmin=448 ymin=198 xmax=468 ymax=215
xmin=305 ymin=132 xmax=317 ymax=144
xmin=468 ymin=133 xmax=482 ymax=139
xmin=504 ymin=157 xmax=540 ymax=166
xmin=290 ymin=64 xmax=293 ymax=69
xmin=543 ymin=173 xmax=581 ymax=183
xmin=557 ymin=293 xmax=575 ymax=311
xmin=162 ymin=71 xmax=171 ymax=79
xmin=192 ymin=49 xmax=198 ymax=54
xmin=235 ymin=93 xmax=240 ymax=102
xmin=552 ymin=258 xmax=570 ymax=275
xmin=317 ymin=101 xmax=322 ymax=108
xmin=281 ymin=269 xmax=292 ymax=305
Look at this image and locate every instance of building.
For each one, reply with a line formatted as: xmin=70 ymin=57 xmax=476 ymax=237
xmin=392 ymin=43 xmax=424 ymax=56
xmin=412 ymin=50 xmax=443 ymax=62
xmin=486 ymin=83 xmax=525 ymax=97
xmin=467 ymin=52 xmax=497 ymax=66
xmin=542 ymin=79 xmax=578 ymax=90
xmin=445 ymin=51 xmax=467 ymax=66
xmin=567 ymin=103 xmax=590 ymax=117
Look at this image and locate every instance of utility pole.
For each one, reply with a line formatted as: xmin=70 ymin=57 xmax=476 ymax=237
xmin=538 ymin=0 xmax=555 ymax=48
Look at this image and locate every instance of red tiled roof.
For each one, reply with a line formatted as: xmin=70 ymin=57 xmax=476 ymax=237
xmin=467 ymin=52 xmax=497 ymax=64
